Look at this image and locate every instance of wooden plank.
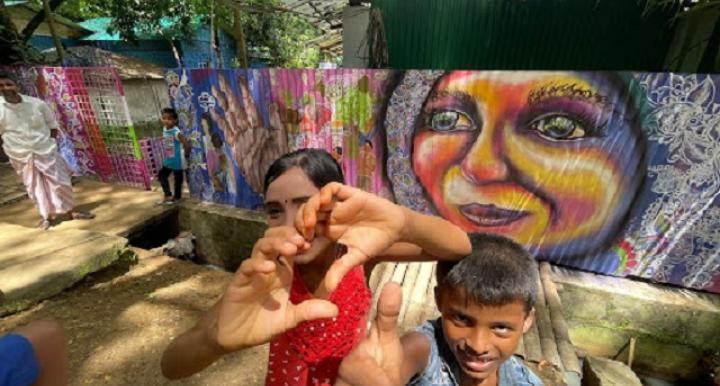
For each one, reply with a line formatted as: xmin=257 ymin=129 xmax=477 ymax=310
xmin=540 ymin=262 xmax=582 ymax=375
xmin=403 ymin=262 xmax=436 ymax=329
xmin=398 ymin=262 xmax=421 ymax=325
xmin=523 ymin=319 xmax=543 ymax=363
xmin=534 ymin=272 xmax=564 ymax=371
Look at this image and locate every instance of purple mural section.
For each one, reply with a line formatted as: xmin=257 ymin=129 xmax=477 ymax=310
xmin=165 ymin=69 xmax=720 ymax=294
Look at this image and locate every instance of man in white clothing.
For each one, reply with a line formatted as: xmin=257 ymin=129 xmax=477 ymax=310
xmin=0 ymin=72 xmax=94 ymax=229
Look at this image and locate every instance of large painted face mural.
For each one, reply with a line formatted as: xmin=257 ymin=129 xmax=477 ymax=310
xmin=408 ymin=71 xmax=645 ymax=258
xmin=166 ymin=69 xmax=720 ymax=294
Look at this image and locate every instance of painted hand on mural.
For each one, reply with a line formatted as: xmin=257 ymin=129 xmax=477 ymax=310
xmin=210 ymin=73 xmax=288 ymax=193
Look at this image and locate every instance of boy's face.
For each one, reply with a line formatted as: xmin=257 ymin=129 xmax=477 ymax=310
xmin=0 ymin=78 xmax=21 ymax=100
xmin=161 ymin=113 xmax=177 ymax=129
xmin=436 ymin=287 xmax=534 ymax=385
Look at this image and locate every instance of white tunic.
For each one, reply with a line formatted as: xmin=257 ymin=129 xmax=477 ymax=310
xmin=0 ymin=95 xmax=60 ymax=162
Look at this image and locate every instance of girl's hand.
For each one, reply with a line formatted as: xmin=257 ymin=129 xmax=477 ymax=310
xmin=211 ymin=226 xmax=339 ymax=351
xmin=296 ymin=183 xmax=407 ymax=296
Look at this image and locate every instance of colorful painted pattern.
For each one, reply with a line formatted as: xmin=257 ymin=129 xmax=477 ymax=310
xmin=165 ymin=69 xmax=720 ymax=293
xmin=2 ymin=66 xmax=148 ymax=189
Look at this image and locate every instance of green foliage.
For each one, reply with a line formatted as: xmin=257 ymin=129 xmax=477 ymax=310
xmin=239 ymin=0 xmax=322 ymax=67
xmin=44 ymin=0 xmax=323 ymax=67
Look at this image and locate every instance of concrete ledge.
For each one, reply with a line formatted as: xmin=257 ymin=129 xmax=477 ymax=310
xmin=583 ymin=356 xmax=642 ymax=386
xmin=0 ymin=223 xmax=128 ymax=315
xmin=179 ymin=200 xmax=267 ymax=270
xmin=552 ymin=266 xmax=720 ymax=380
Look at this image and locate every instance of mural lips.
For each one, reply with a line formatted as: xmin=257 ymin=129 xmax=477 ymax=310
xmin=459 ymin=203 xmax=530 ymax=227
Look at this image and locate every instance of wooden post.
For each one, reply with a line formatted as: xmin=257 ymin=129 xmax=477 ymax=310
xmin=628 ymin=337 xmax=637 ymax=368
xmin=42 ymin=0 xmax=64 ymax=63
xmin=540 ymin=262 xmax=582 ymax=375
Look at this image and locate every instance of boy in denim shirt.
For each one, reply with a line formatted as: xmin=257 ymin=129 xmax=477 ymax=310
xmin=337 ymin=234 xmax=543 ymax=386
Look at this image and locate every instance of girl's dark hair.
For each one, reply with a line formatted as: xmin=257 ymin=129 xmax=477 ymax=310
xmin=263 ymin=148 xmax=344 ymax=194
xmin=161 ymin=107 xmax=178 ymax=120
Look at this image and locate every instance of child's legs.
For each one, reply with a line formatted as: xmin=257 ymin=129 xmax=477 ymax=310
xmin=172 ymin=169 xmax=184 ymax=200
xmin=15 ymin=319 xmax=68 ymax=386
xmin=158 ymin=167 xmax=172 ymax=197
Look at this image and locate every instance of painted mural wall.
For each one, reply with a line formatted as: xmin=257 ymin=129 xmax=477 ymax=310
xmin=2 ymin=66 xmax=149 ymax=189
xmin=165 ymin=69 xmax=720 ymax=294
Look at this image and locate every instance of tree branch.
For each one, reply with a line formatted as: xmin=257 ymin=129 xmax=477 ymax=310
xmin=20 ymin=0 xmax=66 ymax=42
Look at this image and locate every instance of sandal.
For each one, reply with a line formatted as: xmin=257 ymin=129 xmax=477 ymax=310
xmin=71 ymin=211 xmax=95 ymax=220
xmin=38 ymin=219 xmax=51 ymax=230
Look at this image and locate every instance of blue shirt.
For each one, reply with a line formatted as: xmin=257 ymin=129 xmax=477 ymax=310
xmin=408 ymin=319 xmax=544 ymax=386
xmin=0 ymin=333 xmax=39 ymax=386
xmin=162 ymin=126 xmax=184 ymax=170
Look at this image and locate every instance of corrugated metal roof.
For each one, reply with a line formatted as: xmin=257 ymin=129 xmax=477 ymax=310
xmin=79 ymin=16 xmax=204 ymax=41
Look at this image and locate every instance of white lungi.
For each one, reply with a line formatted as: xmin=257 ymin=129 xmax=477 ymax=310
xmin=1 ymin=94 xmax=74 ymax=219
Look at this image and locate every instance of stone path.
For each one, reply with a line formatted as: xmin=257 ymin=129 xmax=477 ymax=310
xmin=0 ymin=162 xmax=26 ymax=207
xmin=0 ymin=223 xmax=127 ymax=315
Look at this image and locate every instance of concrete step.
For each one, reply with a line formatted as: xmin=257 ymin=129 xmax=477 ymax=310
xmin=583 ymin=356 xmax=642 ymax=386
xmin=0 ymin=223 xmax=128 ymax=315
xmin=552 ymin=266 xmax=720 ymax=380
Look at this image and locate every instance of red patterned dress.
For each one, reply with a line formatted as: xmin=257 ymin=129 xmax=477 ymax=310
xmin=265 ymin=264 xmax=372 ymax=386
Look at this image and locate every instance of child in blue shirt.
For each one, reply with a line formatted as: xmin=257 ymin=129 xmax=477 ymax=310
xmin=336 ymin=233 xmax=544 ymax=386
xmin=0 ymin=319 xmax=68 ymax=386
xmin=158 ymin=108 xmax=189 ymax=205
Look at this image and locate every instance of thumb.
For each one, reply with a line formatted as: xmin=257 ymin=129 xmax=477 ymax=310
xmin=316 ymin=248 xmax=366 ymax=298
xmin=289 ymin=299 xmax=339 ymax=328
xmin=376 ymin=282 xmax=402 ymax=335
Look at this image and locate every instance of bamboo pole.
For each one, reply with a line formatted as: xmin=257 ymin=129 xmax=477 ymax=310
xmin=540 ymin=262 xmax=582 ymax=375
xmin=534 ymin=266 xmax=564 ymax=371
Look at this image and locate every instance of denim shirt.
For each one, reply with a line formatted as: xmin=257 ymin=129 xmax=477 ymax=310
xmin=408 ymin=319 xmax=544 ymax=386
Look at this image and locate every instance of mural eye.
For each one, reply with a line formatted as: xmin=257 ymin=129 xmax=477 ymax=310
xmin=529 ymin=114 xmax=586 ymax=140
xmin=429 ymin=110 xmax=474 ymax=132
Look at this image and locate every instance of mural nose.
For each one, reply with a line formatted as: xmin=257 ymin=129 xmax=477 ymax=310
xmin=460 ymin=132 xmax=509 ymax=184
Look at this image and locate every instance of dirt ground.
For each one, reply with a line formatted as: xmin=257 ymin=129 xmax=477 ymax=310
xmin=0 ymin=248 xmax=269 ymax=386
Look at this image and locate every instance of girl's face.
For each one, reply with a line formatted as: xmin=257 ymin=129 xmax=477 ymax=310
xmin=413 ymin=71 xmax=643 ymax=256
xmin=161 ymin=113 xmax=177 ymax=129
xmin=263 ymin=167 xmax=332 ymax=264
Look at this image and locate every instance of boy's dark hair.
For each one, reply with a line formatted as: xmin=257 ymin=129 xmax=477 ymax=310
xmin=161 ymin=107 xmax=178 ymax=120
xmin=436 ymin=233 xmax=539 ymax=313
xmin=263 ymin=148 xmax=344 ymax=194
xmin=0 ymin=72 xmax=18 ymax=84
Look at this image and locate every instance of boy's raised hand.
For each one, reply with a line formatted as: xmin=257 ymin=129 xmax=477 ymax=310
xmin=336 ymin=282 xmax=406 ymax=386
xmin=211 ymin=226 xmax=339 ymax=351
xmin=296 ymin=182 xmax=407 ymax=295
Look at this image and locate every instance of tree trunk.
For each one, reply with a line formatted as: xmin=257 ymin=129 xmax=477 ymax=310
xmin=209 ymin=0 xmax=216 ymax=68
xmin=0 ymin=0 xmax=27 ymax=63
xmin=42 ymin=0 xmax=64 ymax=63
xmin=233 ymin=7 xmax=248 ymax=68
xmin=20 ymin=0 xmax=64 ymax=42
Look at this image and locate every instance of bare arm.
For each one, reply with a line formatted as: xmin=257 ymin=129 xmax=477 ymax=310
xmin=161 ymin=301 xmax=228 ymax=379
xmin=177 ymin=133 xmax=191 ymax=154
xmin=40 ymin=102 xmax=61 ymax=139
xmin=376 ymin=208 xmax=471 ymax=263
xmin=161 ymin=227 xmax=338 ymax=380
